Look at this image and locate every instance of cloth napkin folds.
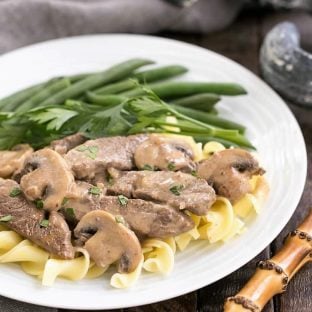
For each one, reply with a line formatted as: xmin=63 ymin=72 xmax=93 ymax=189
xmin=0 ymin=0 xmax=244 ymax=54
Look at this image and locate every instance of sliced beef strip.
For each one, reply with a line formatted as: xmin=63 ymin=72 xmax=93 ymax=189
xmin=197 ymin=148 xmax=265 ymax=203
xmin=134 ymin=134 xmax=196 ymax=173
xmin=64 ymin=134 xmax=148 ymax=182
xmin=50 ymin=133 xmax=87 ymax=154
xmin=106 ymin=168 xmax=216 ymax=216
xmin=62 ymin=188 xmax=194 ymax=238
xmin=0 ymin=144 xmax=33 ymax=178
xmin=0 ymin=178 xmax=74 ymax=259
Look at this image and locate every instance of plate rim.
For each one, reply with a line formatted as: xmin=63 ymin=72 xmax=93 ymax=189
xmin=0 ymin=33 xmax=307 ymax=310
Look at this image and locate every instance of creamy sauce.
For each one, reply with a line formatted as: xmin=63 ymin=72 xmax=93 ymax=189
xmin=0 ymin=144 xmax=33 ymax=178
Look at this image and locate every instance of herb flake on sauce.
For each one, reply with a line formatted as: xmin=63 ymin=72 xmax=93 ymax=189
xmin=142 ymin=164 xmax=154 ymax=171
xmin=0 ymin=215 xmax=13 ymax=222
xmin=89 ymin=186 xmax=102 ymax=195
xmin=9 ymin=187 xmax=22 ymax=197
xmin=169 ymin=184 xmax=184 ymax=196
xmin=62 ymin=197 xmax=69 ymax=206
xmin=76 ymin=145 xmax=99 ymax=160
xmin=167 ymin=162 xmax=176 ymax=171
xmin=39 ymin=219 xmax=49 ymax=228
xmin=117 ymin=195 xmax=128 ymax=206
xmin=34 ymin=199 xmax=44 ymax=209
xmin=115 ymin=215 xmax=126 ymax=224
xmin=65 ymin=208 xmax=75 ymax=218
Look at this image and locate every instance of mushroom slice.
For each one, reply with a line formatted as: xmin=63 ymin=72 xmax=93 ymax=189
xmin=134 ymin=134 xmax=196 ymax=172
xmin=0 ymin=144 xmax=33 ymax=178
xmin=197 ymin=148 xmax=265 ymax=203
xmin=20 ymin=148 xmax=75 ymax=211
xmin=74 ymin=210 xmax=142 ymax=273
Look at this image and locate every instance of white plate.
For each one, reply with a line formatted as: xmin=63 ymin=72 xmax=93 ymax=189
xmin=0 ymin=35 xmax=307 ymax=310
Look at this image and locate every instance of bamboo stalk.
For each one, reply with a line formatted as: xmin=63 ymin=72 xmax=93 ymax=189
xmin=224 ymin=209 xmax=312 ymax=312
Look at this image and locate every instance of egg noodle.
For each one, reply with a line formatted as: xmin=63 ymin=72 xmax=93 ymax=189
xmin=0 ymin=139 xmax=269 ymax=289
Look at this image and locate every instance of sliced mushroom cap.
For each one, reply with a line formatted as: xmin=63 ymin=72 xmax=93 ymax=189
xmin=197 ymin=148 xmax=265 ymax=203
xmin=74 ymin=210 xmax=142 ymax=273
xmin=20 ymin=148 xmax=75 ymax=211
xmin=0 ymin=144 xmax=33 ymax=178
xmin=134 ymin=134 xmax=196 ymax=172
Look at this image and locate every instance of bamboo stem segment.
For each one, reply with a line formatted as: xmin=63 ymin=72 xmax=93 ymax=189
xmin=224 ymin=209 xmax=312 ymax=312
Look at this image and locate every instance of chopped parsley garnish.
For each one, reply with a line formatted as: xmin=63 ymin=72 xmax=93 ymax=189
xmin=39 ymin=219 xmax=49 ymax=228
xmin=9 ymin=187 xmax=22 ymax=197
xmin=76 ymin=145 xmax=88 ymax=152
xmin=0 ymin=215 xmax=13 ymax=222
xmin=65 ymin=208 xmax=75 ymax=218
xmin=115 ymin=215 xmax=126 ymax=224
xmin=106 ymin=175 xmax=114 ymax=186
xmin=62 ymin=197 xmax=69 ymax=206
xmin=88 ymin=186 xmax=102 ymax=195
xmin=191 ymin=170 xmax=197 ymax=177
xmin=34 ymin=199 xmax=44 ymax=209
xmin=76 ymin=145 xmax=99 ymax=160
xmin=167 ymin=162 xmax=176 ymax=171
xmin=142 ymin=164 xmax=154 ymax=171
xmin=117 ymin=195 xmax=128 ymax=206
xmin=169 ymin=184 xmax=184 ymax=196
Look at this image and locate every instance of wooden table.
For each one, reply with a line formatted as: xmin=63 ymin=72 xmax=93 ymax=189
xmin=1 ymin=9 xmax=310 ymax=312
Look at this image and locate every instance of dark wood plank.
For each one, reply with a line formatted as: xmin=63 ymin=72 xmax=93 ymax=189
xmin=0 ymin=297 xmax=57 ymax=312
xmin=125 ymin=292 xmax=197 ymax=312
xmin=199 ymin=11 xmax=262 ymax=74
xmin=59 ymin=309 xmax=123 ymax=312
xmin=197 ymin=250 xmax=274 ymax=312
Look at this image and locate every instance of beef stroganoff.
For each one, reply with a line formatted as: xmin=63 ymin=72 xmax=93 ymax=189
xmin=0 ymin=135 xmax=268 ymax=288
xmin=0 ymin=59 xmax=269 ymax=288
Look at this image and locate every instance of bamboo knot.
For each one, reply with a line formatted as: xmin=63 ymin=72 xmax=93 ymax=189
xmin=227 ymin=296 xmax=260 ymax=312
xmin=287 ymin=230 xmax=312 ymax=244
xmin=256 ymin=260 xmax=289 ymax=292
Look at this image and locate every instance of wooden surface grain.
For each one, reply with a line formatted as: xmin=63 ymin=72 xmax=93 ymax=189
xmin=2 ymin=9 xmax=311 ymax=312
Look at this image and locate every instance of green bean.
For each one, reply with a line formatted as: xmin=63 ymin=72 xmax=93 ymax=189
xmin=40 ymin=58 xmax=154 ymax=107
xmin=86 ymin=92 xmax=125 ymax=106
xmin=171 ymin=93 xmax=220 ymax=112
xmin=0 ymin=83 xmax=45 ymax=112
xmin=134 ymin=65 xmax=188 ymax=83
xmin=122 ymin=81 xmax=247 ymax=98
xmin=170 ymin=104 xmax=246 ymax=134
xmin=208 ymin=107 xmax=218 ymax=115
xmin=69 ymin=73 xmax=93 ymax=83
xmin=16 ymin=78 xmax=71 ymax=113
xmin=94 ymin=79 xmax=138 ymax=95
xmin=94 ymin=65 xmax=188 ymax=95
xmin=192 ymin=136 xmax=240 ymax=148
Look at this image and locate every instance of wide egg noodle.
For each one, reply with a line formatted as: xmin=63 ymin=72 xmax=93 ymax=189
xmin=41 ymin=248 xmax=90 ymax=286
xmin=110 ymin=254 xmax=144 ymax=289
xmin=86 ymin=261 xmax=108 ymax=279
xmin=198 ymin=197 xmax=234 ymax=243
xmin=175 ymin=214 xmax=201 ymax=251
xmin=0 ymin=230 xmax=23 ymax=255
xmin=202 ymin=141 xmax=226 ymax=159
xmin=234 ymin=175 xmax=270 ymax=218
xmin=0 ymin=237 xmax=49 ymax=277
xmin=142 ymin=239 xmax=175 ymax=275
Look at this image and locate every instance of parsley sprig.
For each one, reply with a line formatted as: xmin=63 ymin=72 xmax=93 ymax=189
xmin=0 ymin=86 xmax=253 ymax=150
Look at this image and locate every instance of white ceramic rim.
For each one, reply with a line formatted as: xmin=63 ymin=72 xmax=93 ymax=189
xmin=0 ymin=34 xmax=307 ymax=310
